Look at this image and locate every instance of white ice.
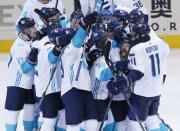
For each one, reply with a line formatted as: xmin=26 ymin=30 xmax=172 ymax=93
xmin=0 ymin=49 xmax=180 ymax=130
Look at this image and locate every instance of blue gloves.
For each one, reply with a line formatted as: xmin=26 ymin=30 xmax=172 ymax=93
xmin=48 ymin=25 xmax=74 ymax=48
xmin=111 ymin=60 xmax=129 ymax=73
xmin=107 ymin=74 xmax=130 ymax=95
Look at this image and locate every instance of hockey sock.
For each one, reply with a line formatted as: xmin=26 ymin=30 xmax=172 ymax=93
xmin=66 ymin=123 xmax=81 ymax=131
xmin=126 ymin=118 xmax=145 ymax=131
xmin=5 ymin=109 xmax=20 ymax=131
xmin=145 ymin=115 xmax=160 ymax=131
xmin=116 ymin=120 xmax=127 ymax=131
xmin=56 ymin=110 xmax=66 ymax=131
xmin=33 ymin=115 xmax=39 ymax=129
xmin=80 ymin=128 xmax=85 ymax=131
xmin=159 ymin=122 xmax=168 ymax=131
xmin=41 ymin=117 xmax=57 ymax=131
xmin=84 ymin=119 xmax=99 ymax=131
xmin=23 ymin=104 xmax=35 ymax=131
xmin=103 ymin=122 xmax=117 ymax=131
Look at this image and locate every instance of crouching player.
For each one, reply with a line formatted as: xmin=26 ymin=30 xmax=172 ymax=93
xmin=5 ymin=17 xmax=38 ymax=131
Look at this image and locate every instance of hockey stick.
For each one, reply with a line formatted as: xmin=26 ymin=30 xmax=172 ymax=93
xmin=156 ymin=113 xmax=173 ymax=131
xmin=99 ymin=41 xmax=146 ymax=131
xmin=55 ymin=0 xmax=59 ymax=10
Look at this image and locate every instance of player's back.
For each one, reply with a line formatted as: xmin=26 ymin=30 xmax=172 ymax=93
xmin=129 ymin=37 xmax=169 ymax=97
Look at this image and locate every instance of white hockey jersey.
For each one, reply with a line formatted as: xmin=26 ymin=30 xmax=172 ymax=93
xmin=90 ymin=56 xmax=112 ymax=100
xmin=113 ymin=0 xmax=148 ymax=14
xmin=128 ymin=37 xmax=170 ymax=97
xmin=7 ymin=35 xmax=34 ymax=89
xmin=60 ymin=27 xmax=91 ymax=96
xmin=34 ymin=43 xmax=62 ymax=97
xmin=18 ymin=0 xmax=66 ymax=30
xmin=79 ymin=0 xmax=111 ymax=15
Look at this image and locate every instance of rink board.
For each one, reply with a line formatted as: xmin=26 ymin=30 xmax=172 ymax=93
xmin=0 ymin=35 xmax=180 ymax=52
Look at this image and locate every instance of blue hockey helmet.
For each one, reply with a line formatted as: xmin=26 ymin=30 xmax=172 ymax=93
xmin=92 ymin=29 xmax=108 ymax=50
xmin=48 ymin=24 xmax=65 ymax=43
xmin=113 ymin=9 xmax=129 ymax=26
xmin=70 ymin=10 xmax=84 ymax=22
xmin=101 ymin=9 xmax=112 ymax=21
xmin=17 ymin=17 xmax=35 ymax=33
xmin=131 ymin=23 xmax=150 ymax=37
xmin=113 ymin=26 xmax=128 ymax=43
xmin=129 ymin=9 xmax=144 ymax=24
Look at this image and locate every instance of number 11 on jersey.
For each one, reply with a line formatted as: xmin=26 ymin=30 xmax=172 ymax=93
xmin=149 ymin=53 xmax=160 ymax=77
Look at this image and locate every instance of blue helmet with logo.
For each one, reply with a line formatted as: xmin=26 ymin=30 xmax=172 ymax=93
xmin=113 ymin=9 xmax=129 ymax=26
xmin=17 ymin=17 xmax=35 ymax=33
xmin=131 ymin=23 xmax=150 ymax=37
xmin=70 ymin=9 xmax=84 ymax=22
xmin=129 ymin=9 xmax=144 ymax=24
xmin=101 ymin=9 xmax=112 ymax=21
xmin=113 ymin=26 xmax=128 ymax=43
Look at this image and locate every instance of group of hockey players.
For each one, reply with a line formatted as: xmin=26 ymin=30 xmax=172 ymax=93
xmin=4 ymin=0 xmax=171 ymax=131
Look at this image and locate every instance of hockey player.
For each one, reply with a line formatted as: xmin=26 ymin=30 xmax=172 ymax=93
xmin=60 ymin=10 xmax=99 ymax=131
xmin=5 ymin=17 xmax=38 ymax=131
xmin=105 ymin=26 xmax=130 ymax=131
xmin=17 ymin=0 xmax=66 ymax=30
xmin=34 ymin=24 xmax=73 ymax=131
xmin=87 ymin=29 xmax=113 ymax=130
xmin=107 ymin=23 xmax=170 ymax=131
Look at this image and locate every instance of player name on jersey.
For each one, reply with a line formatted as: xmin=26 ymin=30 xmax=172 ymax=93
xmin=146 ymin=44 xmax=158 ymax=53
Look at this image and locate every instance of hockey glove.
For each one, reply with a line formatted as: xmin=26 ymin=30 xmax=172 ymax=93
xmin=33 ymin=27 xmax=48 ymax=41
xmin=54 ymin=33 xmax=72 ymax=48
xmin=27 ymin=48 xmax=39 ymax=65
xmin=48 ymin=27 xmax=74 ymax=48
xmin=111 ymin=60 xmax=130 ymax=73
xmin=80 ymin=12 xmax=99 ymax=26
xmin=107 ymin=74 xmax=130 ymax=95
xmin=86 ymin=48 xmax=103 ymax=69
xmin=87 ymin=48 xmax=103 ymax=61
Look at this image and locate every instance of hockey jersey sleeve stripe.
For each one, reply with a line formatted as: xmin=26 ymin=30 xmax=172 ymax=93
xmin=111 ymin=40 xmax=119 ymax=48
xmin=100 ymin=68 xmax=113 ymax=81
xmin=21 ymin=61 xmax=34 ymax=73
xmin=48 ymin=51 xmax=59 ymax=64
xmin=72 ymin=26 xmax=87 ymax=48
